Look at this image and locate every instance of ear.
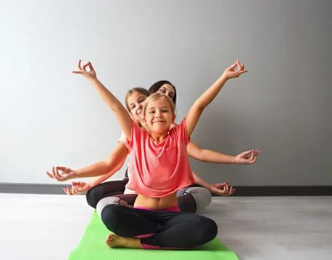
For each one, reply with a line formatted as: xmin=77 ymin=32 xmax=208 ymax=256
xmin=172 ymin=114 xmax=176 ymax=122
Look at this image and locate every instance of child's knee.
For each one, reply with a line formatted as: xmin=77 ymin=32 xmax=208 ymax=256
xmin=198 ymin=216 xmax=218 ymax=243
xmin=184 ymin=187 xmax=212 ymax=212
xmin=86 ymin=185 xmax=104 ymax=208
xmin=96 ymin=196 xmax=121 ymax=217
xmin=206 ymin=218 xmax=218 ymax=239
xmin=101 ymin=204 xmax=123 ymax=231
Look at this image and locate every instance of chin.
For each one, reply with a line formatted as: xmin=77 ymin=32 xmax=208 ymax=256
xmin=159 ymin=129 xmax=171 ymax=135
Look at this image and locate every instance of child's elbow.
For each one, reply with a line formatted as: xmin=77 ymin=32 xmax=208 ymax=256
xmin=193 ymin=101 xmax=205 ymax=113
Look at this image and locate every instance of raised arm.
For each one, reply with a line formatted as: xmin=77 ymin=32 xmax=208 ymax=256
xmin=187 ymin=142 xmax=260 ymax=165
xmin=72 ymin=60 xmax=132 ymax=140
xmin=185 ymin=61 xmax=247 ymax=136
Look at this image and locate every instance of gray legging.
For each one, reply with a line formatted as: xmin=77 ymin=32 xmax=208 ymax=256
xmin=86 ymin=178 xmax=212 ymax=215
xmin=95 ymin=186 xmax=211 ymax=216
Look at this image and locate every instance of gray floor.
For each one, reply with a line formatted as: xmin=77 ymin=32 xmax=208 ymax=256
xmin=0 ymin=194 xmax=331 ymax=260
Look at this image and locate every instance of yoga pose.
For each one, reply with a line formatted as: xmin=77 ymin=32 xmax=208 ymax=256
xmin=56 ymin=59 xmax=247 ymax=249
xmin=47 ymin=62 xmax=259 ymax=213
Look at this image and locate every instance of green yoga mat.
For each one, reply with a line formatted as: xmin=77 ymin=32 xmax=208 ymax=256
xmin=68 ymin=212 xmax=239 ymax=260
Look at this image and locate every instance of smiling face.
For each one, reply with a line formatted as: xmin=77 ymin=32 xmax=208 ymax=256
xmin=157 ymin=83 xmax=176 ymax=102
xmin=126 ymin=91 xmax=148 ymax=124
xmin=144 ymin=95 xmax=175 ymax=136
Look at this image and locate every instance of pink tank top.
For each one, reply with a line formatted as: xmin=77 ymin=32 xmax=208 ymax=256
xmin=125 ymin=119 xmax=195 ymax=197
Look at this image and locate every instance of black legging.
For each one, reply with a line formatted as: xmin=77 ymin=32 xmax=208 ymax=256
xmin=86 ymin=179 xmax=198 ymax=213
xmin=86 ymin=179 xmax=134 ymax=207
xmin=101 ymin=204 xmax=218 ymax=249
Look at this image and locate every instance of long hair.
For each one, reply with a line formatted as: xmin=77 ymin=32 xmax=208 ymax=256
xmin=125 ymin=87 xmax=150 ymax=112
xmin=148 ymin=80 xmax=177 ymax=105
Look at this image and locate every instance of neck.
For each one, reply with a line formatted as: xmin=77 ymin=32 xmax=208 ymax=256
xmin=150 ymin=132 xmax=168 ymax=143
xmin=137 ymin=119 xmax=148 ymax=131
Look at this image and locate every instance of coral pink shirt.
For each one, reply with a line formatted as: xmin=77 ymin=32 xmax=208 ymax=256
xmin=125 ymin=119 xmax=195 ymax=197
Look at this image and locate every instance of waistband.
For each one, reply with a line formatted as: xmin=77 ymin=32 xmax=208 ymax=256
xmin=134 ymin=205 xmax=180 ymax=212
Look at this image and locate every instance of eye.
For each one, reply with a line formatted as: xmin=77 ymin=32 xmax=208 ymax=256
xmin=138 ymin=97 xmax=146 ymax=104
xmin=149 ymin=110 xmax=155 ymax=114
xmin=159 ymin=89 xmax=166 ymax=94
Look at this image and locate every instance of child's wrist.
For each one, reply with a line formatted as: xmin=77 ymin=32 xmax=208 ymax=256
xmin=71 ymin=170 xmax=78 ymax=179
xmin=221 ymin=73 xmax=229 ymax=81
xmin=89 ymin=77 xmax=99 ymax=84
xmin=232 ymin=156 xmax=238 ymax=164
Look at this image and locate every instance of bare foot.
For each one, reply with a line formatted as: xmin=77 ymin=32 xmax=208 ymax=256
xmin=106 ymin=234 xmax=141 ymax=248
xmin=106 ymin=234 xmax=126 ymax=248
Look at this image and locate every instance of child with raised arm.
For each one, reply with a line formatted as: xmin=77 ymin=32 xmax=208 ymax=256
xmin=47 ymin=62 xmax=258 ymax=215
xmin=72 ymin=60 xmax=247 ymax=249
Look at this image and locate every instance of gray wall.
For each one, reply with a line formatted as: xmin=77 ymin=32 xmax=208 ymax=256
xmin=0 ymin=0 xmax=331 ymax=185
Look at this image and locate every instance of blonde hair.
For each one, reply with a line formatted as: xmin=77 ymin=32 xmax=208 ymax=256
xmin=125 ymin=87 xmax=150 ymax=112
xmin=143 ymin=93 xmax=176 ymax=116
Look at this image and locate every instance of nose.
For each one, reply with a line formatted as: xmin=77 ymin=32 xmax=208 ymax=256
xmin=136 ymin=104 xmax=143 ymax=115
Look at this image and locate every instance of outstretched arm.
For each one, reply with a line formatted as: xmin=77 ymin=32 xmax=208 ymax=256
xmin=62 ymin=167 xmax=125 ymax=196
xmin=187 ymin=143 xmax=259 ymax=195
xmin=187 ymin=142 xmax=260 ymax=164
xmin=46 ymin=142 xmax=128 ymax=181
xmin=72 ymin=60 xmax=132 ymax=140
xmin=185 ymin=61 xmax=247 ymax=136
xmin=192 ymin=173 xmax=236 ymax=196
